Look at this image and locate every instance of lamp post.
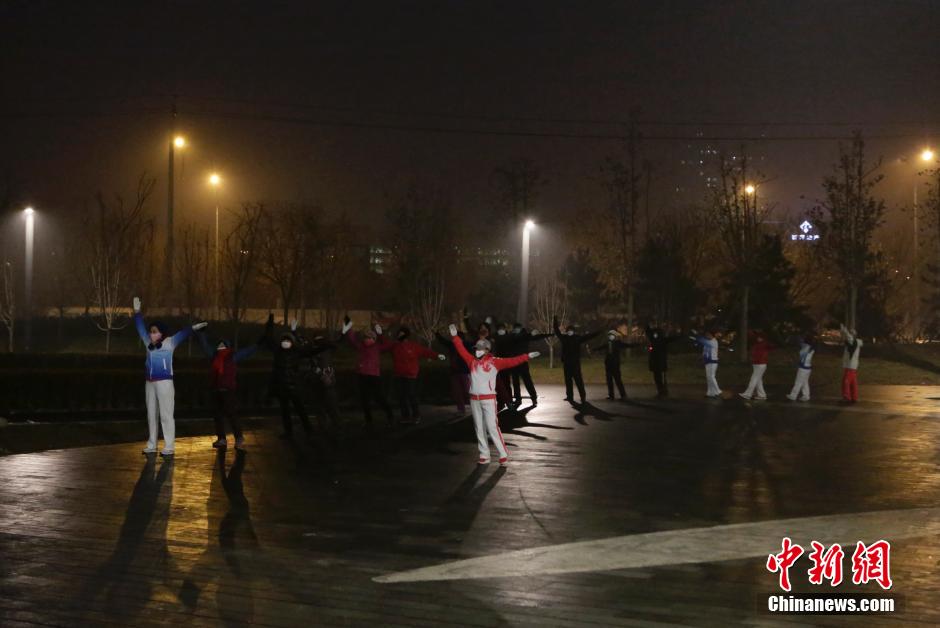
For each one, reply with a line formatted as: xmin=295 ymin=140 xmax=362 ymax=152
xmin=167 ymin=134 xmax=185 ymax=294
xmin=208 ymin=172 xmax=222 ymax=320
xmin=517 ymin=219 xmax=535 ymax=324
xmin=913 ymin=148 xmax=936 ymax=338
xmin=23 ymin=207 xmax=35 ymax=352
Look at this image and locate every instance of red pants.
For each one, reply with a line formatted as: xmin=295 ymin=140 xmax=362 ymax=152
xmin=842 ymin=368 xmax=858 ymax=401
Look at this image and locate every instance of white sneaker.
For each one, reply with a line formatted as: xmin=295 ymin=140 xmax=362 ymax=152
xmin=738 ymin=393 xmax=751 ymax=400
xmin=160 ymin=449 xmax=175 ymax=457
xmin=755 ymin=395 xmax=767 ymax=401
xmin=142 ymin=447 xmax=157 ymax=454
xmin=785 ymin=394 xmax=796 ymax=401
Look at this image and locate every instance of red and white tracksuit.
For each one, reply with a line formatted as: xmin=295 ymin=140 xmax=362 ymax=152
xmin=453 ymin=337 xmax=529 ymax=461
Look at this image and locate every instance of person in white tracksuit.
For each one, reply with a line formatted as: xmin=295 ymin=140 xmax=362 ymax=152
xmin=690 ymin=330 xmax=722 ymax=398
xmin=449 ymin=324 xmax=539 ymax=466
xmin=786 ymin=334 xmax=816 ymax=402
xmin=133 ymin=297 xmax=207 ymax=456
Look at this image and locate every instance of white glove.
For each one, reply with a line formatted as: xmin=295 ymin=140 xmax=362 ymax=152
xmin=133 ymin=297 xmax=141 ymax=313
xmin=341 ymin=321 xmax=353 ymax=334
xmin=530 ymin=328 xmax=539 ymax=335
xmin=485 ymin=316 xmax=493 ymax=325
xmin=437 ymin=354 xmax=446 ymax=361
xmin=290 ymin=319 xmax=298 ymax=332
xmin=528 ymin=351 xmax=540 ymax=359
xmin=374 ymin=324 xmax=382 ymax=335
xmin=448 ymin=324 xmax=458 ymax=337
xmin=192 ymin=321 xmax=208 ymax=331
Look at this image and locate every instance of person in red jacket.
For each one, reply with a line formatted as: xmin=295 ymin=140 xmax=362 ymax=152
xmin=342 ymin=316 xmax=395 ymax=428
xmin=449 ymin=323 xmax=540 ymax=466
xmin=390 ymin=326 xmax=446 ymax=424
xmin=197 ymin=330 xmax=263 ymax=450
xmin=739 ymin=330 xmax=773 ymax=400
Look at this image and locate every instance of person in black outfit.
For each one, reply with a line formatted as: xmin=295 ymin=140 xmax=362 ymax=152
xmin=435 ymin=329 xmax=473 ymax=415
xmin=645 ymin=323 xmax=677 ymax=398
xmin=594 ymin=330 xmax=639 ymax=401
xmin=260 ymin=314 xmax=327 ymax=440
xmin=553 ymin=317 xmax=600 ymax=403
xmin=301 ymin=332 xmax=341 ymax=431
xmin=507 ymin=322 xmax=552 ymax=407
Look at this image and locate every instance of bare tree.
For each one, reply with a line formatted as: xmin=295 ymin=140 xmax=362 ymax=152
xmin=257 ymin=203 xmax=311 ymax=325
xmin=312 ymin=212 xmax=357 ymax=332
xmin=0 ymin=261 xmax=14 ymax=352
xmin=710 ymin=150 xmax=765 ymax=361
xmin=410 ymin=269 xmax=446 ymax=346
xmin=811 ymin=132 xmax=886 ymax=330
xmin=221 ymin=203 xmax=265 ymax=344
xmin=85 ymin=173 xmax=156 ymax=353
xmin=531 ymin=272 xmax=567 ymax=369
xmin=177 ymin=222 xmax=211 ymax=320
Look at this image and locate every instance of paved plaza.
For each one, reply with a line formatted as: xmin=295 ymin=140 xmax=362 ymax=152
xmin=2 ymin=385 xmax=940 ymax=626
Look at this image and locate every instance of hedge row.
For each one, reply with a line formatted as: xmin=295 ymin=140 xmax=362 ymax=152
xmin=0 ymin=364 xmax=455 ymax=417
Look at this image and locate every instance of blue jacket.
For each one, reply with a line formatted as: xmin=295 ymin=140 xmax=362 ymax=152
xmin=692 ymin=336 xmax=719 ymax=364
xmin=135 ymin=313 xmax=192 ymax=381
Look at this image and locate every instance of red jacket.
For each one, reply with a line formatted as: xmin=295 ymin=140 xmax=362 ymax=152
xmin=345 ymin=330 xmax=393 ymax=377
xmin=750 ymin=339 xmax=774 ymax=365
xmin=453 ymin=336 xmax=529 ymax=397
xmin=391 ymin=339 xmax=438 ymax=378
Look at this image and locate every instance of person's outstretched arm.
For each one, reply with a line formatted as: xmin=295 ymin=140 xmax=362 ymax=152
xmin=234 ymin=343 xmax=260 ymax=362
xmin=529 ymin=331 xmax=552 ymax=341
xmin=169 ymin=320 xmax=206 ymax=350
xmin=494 ymin=351 xmax=537 ymax=371
xmin=132 ymin=297 xmax=148 ymax=345
xmin=449 ymin=324 xmax=474 ymax=368
xmin=257 ymin=313 xmax=276 ymax=351
xmin=580 ymin=330 xmax=602 ymax=344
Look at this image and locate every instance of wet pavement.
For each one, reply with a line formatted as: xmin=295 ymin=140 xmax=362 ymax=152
xmin=1 ymin=384 xmax=940 ymax=626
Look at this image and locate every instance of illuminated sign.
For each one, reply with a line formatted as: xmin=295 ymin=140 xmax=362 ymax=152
xmin=791 ymin=220 xmax=820 ymax=242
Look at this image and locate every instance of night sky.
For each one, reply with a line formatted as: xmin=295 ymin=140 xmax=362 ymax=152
xmin=2 ymin=0 xmax=939 ymax=249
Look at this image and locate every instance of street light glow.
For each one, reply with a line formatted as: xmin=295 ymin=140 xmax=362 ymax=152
xmin=23 ymin=206 xmax=34 ymax=216
xmin=922 ymin=148 xmax=935 ymax=162
xmin=524 ymin=219 xmax=535 ymax=231
xmin=174 ymin=136 xmax=186 ymax=148
xmin=744 ymin=184 xmax=756 ymax=195
xmin=209 ymin=173 xmax=221 ymax=186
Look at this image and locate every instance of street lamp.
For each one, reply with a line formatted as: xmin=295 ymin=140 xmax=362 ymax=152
xmin=167 ymin=134 xmax=186 ymax=293
xmin=921 ymin=148 xmax=935 ymax=163
xmin=744 ymin=184 xmax=756 ymax=195
xmin=517 ymin=220 xmax=535 ymax=324
xmin=23 ymin=207 xmax=35 ymax=352
xmin=208 ymin=172 xmax=222 ymax=319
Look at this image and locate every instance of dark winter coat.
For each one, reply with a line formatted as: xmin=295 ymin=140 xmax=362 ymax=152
xmin=645 ymin=326 xmax=677 ymax=372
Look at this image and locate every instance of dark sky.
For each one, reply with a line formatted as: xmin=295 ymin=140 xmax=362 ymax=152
xmin=2 ymin=0 xmax=939 ymax=247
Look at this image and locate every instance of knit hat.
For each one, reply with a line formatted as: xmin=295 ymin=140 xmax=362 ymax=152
xmin=474 ymin=339 xmax=491 ymax=352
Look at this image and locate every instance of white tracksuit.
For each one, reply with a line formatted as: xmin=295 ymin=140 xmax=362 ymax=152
xmin=693 ymin=336 xmax=722 ymax=397
xmin=453 ymin=337 xmax=529 ymax=461
xmin=145 ymin=380 xmax=176 ymax=452
xmin=787 ymin=342 xmax=815 ymax=401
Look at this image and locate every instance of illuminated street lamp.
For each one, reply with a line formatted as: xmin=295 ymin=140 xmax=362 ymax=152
xmin=517 ymin=220 xmax=536 ymax=324
xmin=744 ymin=184 xmax=756 ymax=195
xmin=208 ymin=172 xmax=222 ymax=319
xmin=23 ymin=207 xmax=35 ymax=351
xmin=167 ymin=134 xmax=187 ymax=291
xmin=921 ymin=148 xmax=935 ymax=163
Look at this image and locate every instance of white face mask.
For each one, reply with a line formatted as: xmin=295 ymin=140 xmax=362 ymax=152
xmin=608 ymin=335 xmax=616 ymax=341
xmin=497 ymin=329 xmax=506 ymax=336
xmin=567 ymin=330 xmax=575 ymax=336
xmin=653 ymin=333 xmax=659 ymax=339
xmin=217 ymin=343 xmax=227 ymax=351
xmin=475 ymin=349 xmax=486 ymax=358
xmin=281 ymin=341 xmax=292 ymax=350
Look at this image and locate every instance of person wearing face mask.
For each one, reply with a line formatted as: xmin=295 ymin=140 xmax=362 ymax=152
xmin=645 ymin=323 xmax=678 ymax=398
xmin=553 ymin=317 xmax=601 ymax=403
xmin=389 ymin=325 xmax=446 ymax=424
xmin=690 ymin=329 xmax=722 ymax=398
xmin=593 ymin=329 xmax=640 ymax=401
xmin=196 ymin=327 xmax=265 ymax=450
xmin=739 ymin=330 xmax=774 ymax=401
xmin=507 ymin=322 xmax=552 ymax=407
xmin=341 ymin=315 xmax=395 ymax=428
xmin=786 ymin=332 xmax=816 ymax=402
xmin=261 ymin=314 xmax=328 ymax=441
xmin=840 ymin=324 xmax=862 ymax=402
xmin=449 ymin=323 xmax=540 ymax=466
xmin=133 ymin=297 xmax=208 ymax=457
